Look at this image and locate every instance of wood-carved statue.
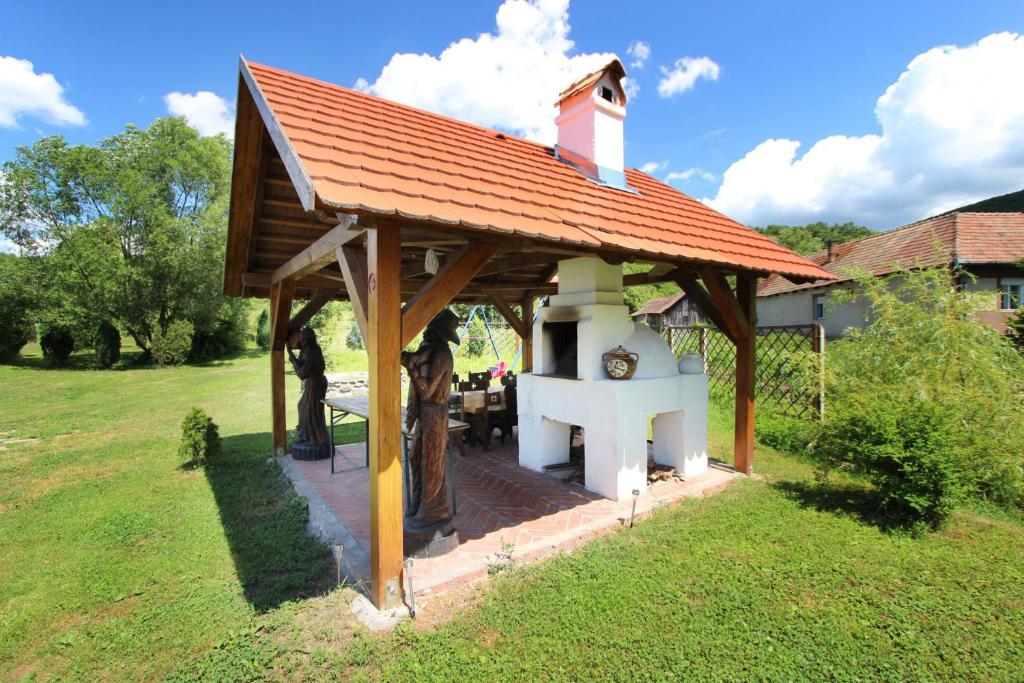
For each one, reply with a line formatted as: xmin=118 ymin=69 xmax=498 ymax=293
xmin=287 ymin=327 xmax=331 ymax=461
xmin=401 ymin=309 xmax=461 ymax=557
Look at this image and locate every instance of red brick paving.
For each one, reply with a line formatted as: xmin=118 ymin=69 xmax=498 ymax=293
xmin=289 ymin=441 xmax=737 ymax=599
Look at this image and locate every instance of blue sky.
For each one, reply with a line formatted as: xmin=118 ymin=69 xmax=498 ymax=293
xmin=2 ymin=0 xmax=1022 ymax=230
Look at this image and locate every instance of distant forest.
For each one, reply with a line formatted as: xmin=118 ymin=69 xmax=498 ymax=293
xmin=754 ymin=222 xmax=874 ymax=256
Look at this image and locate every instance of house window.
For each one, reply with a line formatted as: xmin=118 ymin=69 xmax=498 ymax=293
xmin=1001 ymin=279 xmax=1024 ymax=310
xmin=600 ymin=86 xmax=614 ymax=102
xmin=813 ymin=294 xmax=826 ymax=321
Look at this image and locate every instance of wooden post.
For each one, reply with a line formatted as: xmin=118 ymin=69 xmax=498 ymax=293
xmin=813 ymin=323 xmax=825 ymax=419
xmin=699 ymin=327 xmax=708 ymax=374
xmin=269 ymin=279 xmax=295 ymax=456
xmin=734 ymin=274 xmax=757 ymax=474
xmin=366 ymin=226 xmax=404 ymax=610
xmin=520 ymin=294 xmax=534 ymax=373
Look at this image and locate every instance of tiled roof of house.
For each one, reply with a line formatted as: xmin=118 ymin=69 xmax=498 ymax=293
xmin=242 ymin=59 xmax=831 ymax=282
xmin=758 ymin=210 xmax=1024 ymax=297
xmin=630 ymin=292 xmax=685 ymax=316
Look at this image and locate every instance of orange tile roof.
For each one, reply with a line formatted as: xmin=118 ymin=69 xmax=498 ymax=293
xmin=242 ymin=59 xmax=831 ymax=282
xmin=758 ymin=211 xmax=1024 ymax=297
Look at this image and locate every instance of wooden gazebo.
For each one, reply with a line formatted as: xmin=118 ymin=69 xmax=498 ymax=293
xmin=224 ymin=58 xmax=832 ymax=609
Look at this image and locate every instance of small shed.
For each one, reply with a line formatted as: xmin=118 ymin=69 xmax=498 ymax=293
xmin=223 ymin=57 xmax=832 ymax=609
xmin=631 ymin=292 xmax=705 ymax=329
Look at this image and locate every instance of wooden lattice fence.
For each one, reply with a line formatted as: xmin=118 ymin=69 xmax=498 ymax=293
xmin=663 ymin=324 xmax=825 ymax=419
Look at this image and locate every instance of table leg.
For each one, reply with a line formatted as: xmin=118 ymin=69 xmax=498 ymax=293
xmin=447 ymin=432 xmax=458 ymax=517
xmin=329 ymin=406 xmax=335 ymax=474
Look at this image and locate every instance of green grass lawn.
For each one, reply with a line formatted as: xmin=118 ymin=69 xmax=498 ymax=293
xmin=1 ymin=344 xmax=1021 ymax=681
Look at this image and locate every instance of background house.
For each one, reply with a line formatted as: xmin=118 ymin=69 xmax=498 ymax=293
xmin=757 ymin=189 xmax=1024 ymax=338
xmin=630 ymin=292 xmax=705 ymax=330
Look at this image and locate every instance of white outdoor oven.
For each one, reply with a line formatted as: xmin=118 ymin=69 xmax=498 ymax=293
xmin=517 ymin=257 xmax=709 ymax=501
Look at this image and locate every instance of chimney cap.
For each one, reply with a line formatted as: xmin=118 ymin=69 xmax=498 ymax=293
xmin=557 ymin=59 xmax=628 ymax=108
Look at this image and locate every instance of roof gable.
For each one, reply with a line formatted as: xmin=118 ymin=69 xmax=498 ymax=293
xmin=228 ymin=58 xmax=832 ymax=296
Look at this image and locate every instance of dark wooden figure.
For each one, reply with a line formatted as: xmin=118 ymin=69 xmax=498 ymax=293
xmin=287 ymin=327 xmax=331 ymax=460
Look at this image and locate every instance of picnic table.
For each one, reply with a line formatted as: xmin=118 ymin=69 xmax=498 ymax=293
xmin=322 ymin=395 xmax=470 ymax=512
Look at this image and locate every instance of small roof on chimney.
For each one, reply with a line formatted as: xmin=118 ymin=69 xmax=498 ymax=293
xmin=557 ymin=59 xmax=628 ymax=107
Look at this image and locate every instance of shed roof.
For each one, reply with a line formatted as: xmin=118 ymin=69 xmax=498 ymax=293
xmin=225 ymin=58 xmax=831 ymax=300
xmin=630 ymin=292 xmax=685 ymax=317
xmin=758 ymin=209 xmax=1024 ymax=297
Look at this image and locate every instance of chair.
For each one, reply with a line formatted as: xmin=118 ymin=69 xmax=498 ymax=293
xmin=489 ymin=372 xmax=517 ymax=445
xmin=455 ymin=381 xmax=490 ymax=450
xmin=468 ymin=371 xmax=490 ymax=391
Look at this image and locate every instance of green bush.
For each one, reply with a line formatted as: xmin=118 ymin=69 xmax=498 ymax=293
xmin=808 ymin=265 xmax=1024 ymax=526
xmin=177 ymin=407 xmax=220 ymax=467
xmin=94 ymin=321 xmax=121 ymax=368
xmin=40 ymin=325 xmax=75 ymax=365
xmin=190 ymin=301 xmax=248 ymax=362
xmin=756 ymin=413 xmax=813 ymax=456
xmin=151 ymin=320 xmax=194 ymax=366
xmin=345 ymin=322 xmax=363 ymax=350
xmin=255 ymin=308 xmax=271 ymax=351
xmin=1008 ymin=307 xmax=1024 ymax=353
xmin=815 ymin=401 xmax=962 ymax=529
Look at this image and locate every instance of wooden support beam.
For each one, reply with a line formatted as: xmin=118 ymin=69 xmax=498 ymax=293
xmin=366 ymin=226 xmax=404 ymax=610
xmin=520 ymin=294 xmax=535 ymax=372
xmin=271 ymin=219 xmax=364 ymax=285
xmin=242 ymin=271 xmax=347 ymax=292
xmin=288 ymin=289 xmax=335 ymax=332
xmin=269 ymin=279 xmax=295 ymax=456
xmin=401 ymin=242 xmax=498 ymax=348
xmin=733 ymin=273 xmax=757 ymax=475
xmin=488 ymin=296 xmax=529 ymax=340
xmin=337 ymin=245 xmax=369 ymax=343
xmin=698 ymin=268 xmax=749 ymax=343
xmin=673 ymin=271 xmax=739 ymax=345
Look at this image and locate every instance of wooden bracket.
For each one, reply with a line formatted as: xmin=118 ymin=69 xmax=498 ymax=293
xmin=337 ymin=245 xmax=369 ymax=343
xmin=698 ymin=268 xmax=749 ymax=344
xmin=401 ymin=242 xmax=498 ymax=348
xmin=288 ymin=289 xmax=335 ymax=332
xmin=488 ymin=296 xmax=529 ymax=340
xmin=673 ymin=271 xmax=739 ymax=345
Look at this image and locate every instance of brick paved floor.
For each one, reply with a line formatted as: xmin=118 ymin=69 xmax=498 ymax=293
xmin=287 ymin=440 xmax=737 ymax=599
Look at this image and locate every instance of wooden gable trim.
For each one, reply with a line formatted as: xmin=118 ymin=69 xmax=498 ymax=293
xmin=224 ymin=77 xmax=264 ymax=297
xmin=239 ymin=56 xmax=316 ymax=211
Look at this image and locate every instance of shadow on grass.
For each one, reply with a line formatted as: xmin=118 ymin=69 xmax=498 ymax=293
xmin=771 ymin=478 xmax=920 ymax=534
xmin=206 ymin=431 xmax=335 ymax=612
xmin=3 ymin=346 xmax=264 ymax=372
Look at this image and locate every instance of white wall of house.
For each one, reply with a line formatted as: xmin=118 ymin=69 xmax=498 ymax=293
xmin=758 ymin=285 xmax=869 ymax=338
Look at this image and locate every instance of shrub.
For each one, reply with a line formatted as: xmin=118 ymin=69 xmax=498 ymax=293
xmin=94 ymin=321 xmax=121 ymax=368
xmin=177 ymin=407 xmax=220 ymax=467
xmin=808 ymin=265 xmax=1024 ymax=525
xmin=814 ymin=401 xmax=962 ymax=529
xmin=756 ymin=413 xmax=813 ymax=456
xmin=190 ymin=301 xmax=248 ymax=362
xmin=151 ymin=320 xmax=194 ymax=366
xmin=255 ymin=308 xmax=271 ymax=350
xmin=40 ymin=325 xmax=75 ymax=365
xmin=345 ymin=322 xmax=363 ymax=350
xmin=1008 ymin=307 xmax=1024 ymax=353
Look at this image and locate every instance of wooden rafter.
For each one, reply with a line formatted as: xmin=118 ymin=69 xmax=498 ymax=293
xmin=270 ymin=220 xmax=365 ymax=285
xmin=401 ymin=242 xmax=498 ymax=348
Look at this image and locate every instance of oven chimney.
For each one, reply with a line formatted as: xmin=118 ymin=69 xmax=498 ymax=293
xmin=555 ymin=59 xmax=628 ymax=190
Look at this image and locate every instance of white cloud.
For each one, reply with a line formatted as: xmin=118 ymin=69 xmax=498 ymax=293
xmin=706 ymin=32 xmax=1024 ymax=228
xmin=355 ymin=0 xmax=618 ymax=143
xmin=621 ymin=76 xmax=639 ymax=101
xmin=164 ymin=91 xmax=234 ymax=138
xmin=656 ymin=56 xmax=720 ymax=99
xmin=627 ymin=40 xmax=650 ymax=69
xmin=640 ymin=160 xmax=667 ymax=174
xmin=0 ymin=56 xmax=86 ymax=128
xmin=666 ymin=167 xmax=716 ymax=183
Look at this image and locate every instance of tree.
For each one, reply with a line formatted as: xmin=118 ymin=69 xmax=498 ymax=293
xmin=0 ymin=118 xmax=244 ymax=358
xmin=0 ymin=254 xmax=34 ymax=359
xmin=755 ymin=222 xmax=874 ymax=256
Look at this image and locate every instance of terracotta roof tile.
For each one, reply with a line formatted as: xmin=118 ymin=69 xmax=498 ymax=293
xmin=244 ymin=60 xmax=831 ymax=281
xmin=631 ymin=292 xmax=685 ymax=317
xmin=758 ymin=211 xmax=1024 ymax=297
